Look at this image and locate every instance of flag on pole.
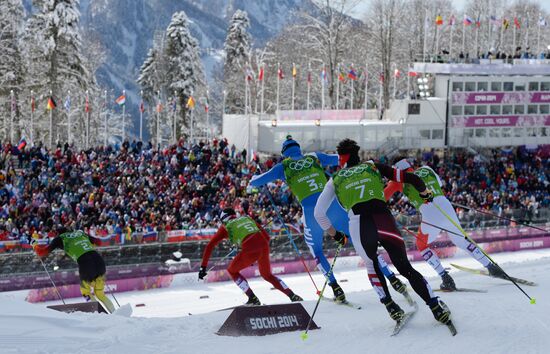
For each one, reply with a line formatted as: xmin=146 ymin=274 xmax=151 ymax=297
xmin=408 ymin=71 xmax=418 ymax=77
xmin=307 ymin=70 xmax=311 ymax=85
xmin=204 ymin=97 xmax=209 ymax=113
xmin=338 ymin=71 xmax=345 ymax=82
xmin=475 ymin=16 xmax=481 ymax=28
xmin=449 ymin=15 xmax=456 ymax=26
xmin=85 ymin=96 xmax=90 ymax=113
xmin=394 ymin=68 xmax=401 ymax=78
xmin=246 ymin=67 xmax=254 ymax=81
xmin=514 ymin=17 xmax=521 ymax=29
xmin=139 ymin=101 xmax=145 ymax=113
xmin=278 ymin=66 xmax=284 ymax=80
xmin=539 ymin=15 xmax=547 ymax=27
xmin=172 ymin=97 xmax=177 ymax=112
xmin=490 ymin=15 xmax=500 ymax=26
xmin=321 ymin=67 xmax=327 ymax=83
xmin=156 ymin=102 xmax=163 ymax=113
xmin=115 ymin=94 xmax=126 ymax=106
xmin=64 ymin=96 xmax=71 ymax=111
xmin=292 ymin=63 xmax=297 ymax=78
xmin=258 ymin=66 xmax=264 ymax=81
xmin=435 ymin=15 xmax=443 ymax=26
xmin=17 ymin=138 xmax=27 ymax=151
xmin=46 ymin=97 xmax=56 ymax=110
xmin=31 ymin=96 xmax=35 ymax=113
xmin=348 ymin=67 xmax=358 ymax=80
xmin=186 ymin=96 xmax=195 ymax=109
xmin=379 ymin=72 xmax=385 ymax=83
xmin=463 ymin=15 xmax=473 ymax=26
xmin=503 ymin=18 xmax=510 ymax=30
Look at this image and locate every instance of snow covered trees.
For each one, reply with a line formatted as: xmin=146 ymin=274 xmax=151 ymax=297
xmin=223 ymin=10 xmax=251 ymax=114
xmin=138 ymin=11 xmax=204 ymax=143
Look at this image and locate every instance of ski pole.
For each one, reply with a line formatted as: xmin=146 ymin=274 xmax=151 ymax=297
xmin=432 ymin=202 xmax=536 ymax=304
xmin=105 ymin=282 xmax=121 ymax=308
xmin=38 ymin=257 xmax=66 ymax=305
xmin=450 ymin=202 xmax=549 ymax=234
xmin=207 ymin=247 xmax=237 ymax=273
xmin=301 ymin=243 xmax=343 ymax=341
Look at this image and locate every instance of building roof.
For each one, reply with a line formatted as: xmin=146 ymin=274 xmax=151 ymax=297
xmin=413 ymin=60 xmax=550 ymax=76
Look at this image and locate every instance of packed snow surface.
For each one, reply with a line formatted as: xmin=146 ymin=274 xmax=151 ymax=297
xmin=1 ymin=249 xmax=549 ymax=354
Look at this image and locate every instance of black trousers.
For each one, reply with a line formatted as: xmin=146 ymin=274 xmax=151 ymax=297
xmin=77 ymin=251 xmax=106 ymax=283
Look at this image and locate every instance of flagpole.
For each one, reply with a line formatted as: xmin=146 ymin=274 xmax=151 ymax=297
xmin=435 ymin=24 xmax=440 ymax=60
xmin=173 ymin=91 xmax=177 ymax=144
xmin=291 ymin=63 xmax=295 ymax=111
xmin=378 ymin=64 xmax=383 ymax=118
xmin=350 ymin=64 xmax=354 ymax=110
xmin=122 ymin=89 xmax=126 ymax=142
xmin=104 ymin=90 xmax=108 ymax=146
xmin=260 ymin=64 xmax=264 ymax=117
xmin=336 ymin=63 xmax=340 ymax=109
xmin=450 ymin=17 xmax=454 ymax=59
xmin=407 ymin=65 xmax=410 ymax=99
xmin=475 ymin=18 xmax=479 ymax=57
xmin=525 ymin=13 xmax=530 ymax=51
xmin=513 ymin=15 xmax=516 ymax=53
xmin=276 ymin=62 xmax=280 ymax=112
xmin=307 ymin=62 xmax=311 ymax=110
xmin=49 ymin=89 xmax=53 ymax=148
xmin=156 ymin=90 xmax=160 ymax=147
xmin=363 ymin=61 xmax=368 ymax=110
xmin=10 ymin=90 xmax=14 ymax=143
xmin=30 ymin=90 xmax=34 ymax=146
xmin=462 ymin=16 xmax=466 ymax=56
xmin=500 ymin=16 xmax=505 ymax=51
xmin=392 ymin=63 xmax=397 ymax=100
xmin=67 ymin=90 xmax=71 ymax=145
xmin=537 ymin=13 xmax=541 ymax=55
xmin=85 ymin=90 xmax=90 ymax=148
xmin=244 ymin=69 xmax=249 ymax=115
xmin=321 ymin=66 xmax=325 ymax=111
xmin=206 ymin=89 xmax=210 ymax=141
xmin=423 ymin=9 xmax=428 ymax=62
xmin=140 ymin=90 xmax=143 ymax=142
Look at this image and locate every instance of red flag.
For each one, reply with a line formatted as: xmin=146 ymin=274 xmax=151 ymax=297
xmin=278 ymin=67 xmax=284 ymax=80
xmin=379 ymin=73 xmax=385 ymax=83
xmin=139 ymin=101 xmax=145 ymax=113
xmin=31 ymin=96 xmax=36 ymax=113
xmin=514 ymin=17 xmax=521 ymax=29
xmin=307 ymin=71 xmax=311 ymax=85
xmin=85 ymin=96 xmax=90 ymax=113
xmin=258 ymin=66 xmax=264 ymax=81
xmin=394 ymin=68 xmax=401 ymax=78
xmin=408 ymin=71 xmax=418 ymax=77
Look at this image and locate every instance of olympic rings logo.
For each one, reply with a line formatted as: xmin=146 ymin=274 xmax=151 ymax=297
xmin=337 ymin=165 xmax=368 ymax=177
xmin=288 ymin=157 xmax=314 ymax=170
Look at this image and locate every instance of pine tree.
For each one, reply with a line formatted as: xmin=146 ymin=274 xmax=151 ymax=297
xmin=223 ymin=10 xmax=251 ymax=114
xmin=0 ymin=0 xmax=25 ymax=141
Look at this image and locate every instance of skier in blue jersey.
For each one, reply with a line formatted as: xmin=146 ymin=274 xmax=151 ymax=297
xmin=249 ymin=136 xmax=409 ymax=302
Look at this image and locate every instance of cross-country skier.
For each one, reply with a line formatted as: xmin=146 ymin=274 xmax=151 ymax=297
xmin=384 ymin=158 xmax=505 ymax=290
xmin=249 ymin=136 xmax=408 ymax=302
xmin=32 ymin=228 xmax=115 ymax=313
xmin=198 ymin=208 xmax=303 ymax=305
xmin=314 ymin=139 xmax=452 ymax=326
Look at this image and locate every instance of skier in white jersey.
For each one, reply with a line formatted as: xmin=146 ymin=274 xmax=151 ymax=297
xmin=384 ymin=158 xmax=505 ymax=290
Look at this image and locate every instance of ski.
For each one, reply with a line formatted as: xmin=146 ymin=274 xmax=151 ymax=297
xmin=216 ymin=303 xmax=262 ymax=312
xmin=321 ymin=296 xmax=362 ymax=310
xmin=391 ymin=308 xmax=417 ymax=336
xmin=401 ymin=290 xmax=417 ymax=307
xmin=445 ymin=320 xmax=458 ymax=336
xmin=451 ymin=263 xmax=537 ymax=286
xmin=435 ymin=288 xmax=487 ymax=293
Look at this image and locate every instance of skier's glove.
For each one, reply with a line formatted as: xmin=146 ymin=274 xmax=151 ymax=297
xmin=198 ymin=266 xmax=208 ymax=280
xmin=419 ymin=189 xmax=434 ymax=203
xmin=333 ymin=231 xmax=347 ymax=246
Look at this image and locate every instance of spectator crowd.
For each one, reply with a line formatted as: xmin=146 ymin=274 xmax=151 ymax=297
xmin=0 ymin=139 xmax=548 ymax=246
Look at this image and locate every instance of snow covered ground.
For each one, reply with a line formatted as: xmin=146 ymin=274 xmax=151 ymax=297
xmin=1 ymin=249 xmax=549 ymax=354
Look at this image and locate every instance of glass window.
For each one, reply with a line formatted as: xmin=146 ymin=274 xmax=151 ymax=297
xmin=475 ymin=129 xmax=486 ymax=137
xmin=514 ymin=128 xmax=523 ymax=137
xmin=452 ymin=82 xmax=463 ymax=92
xmin=526 ymin=128 xmax=537 ymax=137
xmin=514 ymin=105 xmax=524 ymax=114
xmin=464 ymin=129 xmax=474 ymax=137
xmin=503 ymin=82 xmax=514 ymax=91
xmin=451 ymin=106 xmax=462 ymax=115
xmin=528 ymin=105 xmax=538 ymax=114
xmin=528 ymin=82 xmax=539 ymax=91
xmin=515 ymin=83 xmax=526 ymax=91
xmin=477 ymin=82 xmax=488 ymax=91
xmin=539 ymin=127 xmax=548 ymax=137
xmin=490 ymin=105 xmax=501 ymax=115
xmin=476 ymin=105 xmax=487 ymax=115
xmin=465 ymin=82 xmax=476 ymax=92
xmin=464 ymin=105 xmax=475 ymax=115
xmin=419 ymin=130 xmax=431 ymax=139
xmin=540 ymin=105 xmax=550 ymax=114
xmin=491 ymin=82 xmax=502 ymax=91
xmin=502 ymin=128 xmax=511 ymax=137
xmin=489 ymin=128 xmax=500 ymax=137
xmin=432 ymin=129 xmax=444 ymax=139
xmin=541 ymin=82 xmax=550 ymax=91
xmin=502 ymin=105 xmax=513 ymax=114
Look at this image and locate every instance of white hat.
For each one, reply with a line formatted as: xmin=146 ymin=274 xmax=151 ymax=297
xmin=395 ymin=159 xmax=412 ymax=170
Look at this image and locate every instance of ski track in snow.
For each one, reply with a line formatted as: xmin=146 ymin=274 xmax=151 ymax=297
xmin=1 ymin=249 xmax=549 ymax=354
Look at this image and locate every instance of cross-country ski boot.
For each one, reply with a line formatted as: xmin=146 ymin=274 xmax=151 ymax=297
xmin=429 ymin=298 xmax=451 ymax=324
xmin=382 ymin=298 xmax=405 ymax=322
xmin=330 ymin=282 xmax=346 ymax=302
xmin=245 ymin=295 xmax=261 ymax=306
xmin=389 ymin=275 xmax=416 ymax=307
xmin=289 ymin=293 xmax=303 ymax=302
xmin=487 ymin=263 xmax=507 ymax=279
xmin=440 ymin=271 xmax=457 ymax=291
